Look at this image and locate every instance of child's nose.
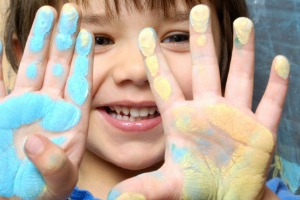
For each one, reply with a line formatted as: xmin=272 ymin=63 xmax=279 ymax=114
xmin=112 ymin=43 xmax=148 ymax=86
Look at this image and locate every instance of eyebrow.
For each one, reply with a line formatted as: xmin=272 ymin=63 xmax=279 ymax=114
xmin=81 ymin=12 xmax=190 ymax=26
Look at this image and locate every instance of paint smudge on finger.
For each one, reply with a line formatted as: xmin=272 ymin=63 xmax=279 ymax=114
xmin=26 ymin=63 xmax=38 ymax=80
xmin=274 ymin=56 xmax=290 ymax=79
xmin=108 ymin=190 xmax=145 ymax=200
xmin=30 ymin=7 xmax=54 ymax=52
xmin=56 ymin=4 xmax=79 ymax=50
xmin=154 ymin=76 xmax=172 ymax=101
xmin=196 ymin=35 xmax=207 ymax=46
xmin=190 ymin=5 xmax=210 ymax=33
xmin=67 ymin=30 xmax=92 ymax=105
xmin=234 ymin=17 xmax=253 ymax=46
xmin=138 ymin=28 xmax=156 ymax=57
xmin=145 ymin=55 xmax=159 ymax=77
xmin=0 ymin=41 xmax=3 ymax=54
xmin=52 ymin=64 xmax=64 ymax=77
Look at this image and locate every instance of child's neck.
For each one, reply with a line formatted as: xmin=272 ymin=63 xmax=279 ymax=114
xmin=77 ymin=150 xmax=163 ymax=198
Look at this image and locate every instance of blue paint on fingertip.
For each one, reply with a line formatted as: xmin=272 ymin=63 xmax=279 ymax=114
xmin=52 ymin=64 xmax=64 ymax=77
xmin=26 ymin=63 xmax=38 ymax=80
xmin=75 ymin=30 xmax=93 ymax=56
xmin=107 ymin=189 xmax=121 ymax=200
xmin=30 ymin=7 xmax=54 ymax=53
xmin=56 ymin=4 xmax=79 ymax=51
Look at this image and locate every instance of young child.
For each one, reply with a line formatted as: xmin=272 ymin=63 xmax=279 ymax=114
xmin=0 ymin=0 xmax=297 ymax=199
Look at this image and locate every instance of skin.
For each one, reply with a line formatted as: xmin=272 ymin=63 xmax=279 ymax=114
xmin=0 ymin=0 xmax=288 ymax=199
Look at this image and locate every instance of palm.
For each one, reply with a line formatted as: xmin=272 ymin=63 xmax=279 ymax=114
xmin=108 ymin=5 xmax=289 ymax=200
xmin=0 ymin=5 xmax=93 ymax=200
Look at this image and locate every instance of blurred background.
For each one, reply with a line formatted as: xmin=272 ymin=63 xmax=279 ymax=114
xmin=246 ymin=0 xmax=300 ymax=194
xmin=0 ymin=0 xmax=300 ymax=195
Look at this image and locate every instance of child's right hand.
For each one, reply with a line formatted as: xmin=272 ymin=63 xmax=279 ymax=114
xmin=0 ymin=4 xmax=93 ymax=200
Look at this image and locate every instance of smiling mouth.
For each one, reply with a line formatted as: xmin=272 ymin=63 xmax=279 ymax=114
xmin=104 ymin=106 xmax=160 ymax=122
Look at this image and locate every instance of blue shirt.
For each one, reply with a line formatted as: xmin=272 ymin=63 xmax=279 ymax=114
xmin=70 ymin=178 xmax=299 ymax=200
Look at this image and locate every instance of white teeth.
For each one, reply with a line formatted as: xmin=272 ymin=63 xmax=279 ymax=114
xmin=122 ymin=107 xmax=130 ymax=115
xmin=130 ymin=108 xmax=140 ymax=117
xmin=109 ymin=106 xmax=159 ymax=121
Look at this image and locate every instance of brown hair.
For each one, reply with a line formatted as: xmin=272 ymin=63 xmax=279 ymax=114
xmin=4 ymin=0 xmax=248 ymax=90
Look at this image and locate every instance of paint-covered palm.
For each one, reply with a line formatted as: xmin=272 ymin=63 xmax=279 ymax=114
xmin=108 ymin=5 xmax=290 ymax=200
xmin=0 ymin=4 xmax=93 ymax=200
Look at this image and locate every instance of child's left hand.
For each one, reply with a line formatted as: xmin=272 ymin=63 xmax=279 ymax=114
xmin=107 ymin=5 xmax=290 ymax=200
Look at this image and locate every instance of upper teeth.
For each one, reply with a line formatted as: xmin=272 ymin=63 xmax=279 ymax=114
xmin=110 ymin=106 xmax=159 ymax=117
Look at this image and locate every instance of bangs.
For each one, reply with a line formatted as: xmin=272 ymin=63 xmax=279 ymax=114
xmin=76 ymin=0 xmax=205 ymax=17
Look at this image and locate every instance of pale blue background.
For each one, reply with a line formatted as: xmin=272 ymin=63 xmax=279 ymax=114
xmin=246 ymin=0 xmax=300 ymax=194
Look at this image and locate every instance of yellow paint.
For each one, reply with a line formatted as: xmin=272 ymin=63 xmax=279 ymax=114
xmin=205 ymin=103 xmax=273 ymax=153
xmin=116 ymin=193 xmax=145 ymax=200
xmin=171 ymin=104 xmax=274 ymax=199
xmin=274 ymin=56 xmax=290 ymax=79
xmin=62 ymin=4 xmax=77 ymax=18
xmin=145 ymin=55 xmax=159 ymax=77
xmin=190 ymin=5 xmax=210 ymax=33
xmin=80 ymin=30 xmax=90 ymax=47
xmin=153 ymin=76 xmax=172 ymax=101
xmin=173 ymin=106 xmax=208 ymax=133
xmin=233 ymin=17 xmax=253 ymax=45
xmin=139 ymin=28 xmax=156 ymax=57
xmin=196 ymin=35 xmax=207 ymax=46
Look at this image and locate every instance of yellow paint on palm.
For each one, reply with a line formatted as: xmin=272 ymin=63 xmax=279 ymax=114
xmin=153 ymin=76 xmax=172 ymax=101
xmin=116 ymin=193 xmax=145 ymax=200
xmin=173 ymin=106 xmax=208 ymax=133
xmin=196 ymin=35 xmax=207 ymax=46
xmin=145 ymin=55 xmax=159 ymax=77
xmin=233 ymin=17 xmax=253 ymax=45
xmin=205 ymin=103 xmax=273 ymax=153
xmin=190 ymin=5 xmax=210 ymax=33
xmin=138 ymin=28 xmax=156 ymax=57
xmin=274 ymin=56 xmax=290 ymax=79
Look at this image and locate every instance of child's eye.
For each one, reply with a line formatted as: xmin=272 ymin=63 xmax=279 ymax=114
xmin=94 ymin=36 xmax=114 ymax=46
xmin=161 ymin=33 xmax=189 ymax=43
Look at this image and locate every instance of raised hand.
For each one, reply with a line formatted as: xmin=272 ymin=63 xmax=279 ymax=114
xmin=0 ymin=4 xmax=93 ymax=200
xmin=107 ymin=5 xmax=290 ymax=200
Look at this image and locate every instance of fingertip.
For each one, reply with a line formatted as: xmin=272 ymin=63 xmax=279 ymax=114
xmin=233 ymin=17 xmax=254 ymax=47
xmin=138 ymin=27 xmax=157 ymax=57
xmin=273 ymin=55 xmax=290 ymax=80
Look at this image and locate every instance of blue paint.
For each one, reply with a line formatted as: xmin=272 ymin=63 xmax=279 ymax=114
xmin=107 ymin=189 xmax=122 ymax=200
xmin=0 ymin=93 xmax=81 ymax=199
xmin=52 ymin=64 xmax=64 ymax=77
xmin=75 ymin=31 xmax=93 ymax=56
xmin=14 ymin=159 xmax=44 ymax=200
xmin=67 ymin=75 xmax=89 ymax=105
xmin=74 ymin=56 xmax=89 ymax=76
xmin=26 ymin=63 xmax=38 ymax=80
xmin=67 ymin=30 xmax=92 ymax=105
xmin=30 ymin=8 xmax=54 ymax=52
xmin=55 ymin=6 xmax=79 ymax=51
xmin=0 ymin=41 xmax=2 ymax=54
xmin=171 ymin=144 xmax=188 ymax=163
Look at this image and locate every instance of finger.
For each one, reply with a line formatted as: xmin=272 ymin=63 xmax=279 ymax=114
xmin=138 ymin=28 xmax=185 ymax=114
xmin=42 ymin=4 xmax=81 ymax=97
xmin=24 ymin=134 xmax=77 ymax=200
xmin=64 ymin=29 xmax=94 ymax=130
xmin=107 ymin=171 xmax=177 ymax=200
xmin=14 ymin=6 xmax=57 ymax=91
xmin=256 ymin=55 xmax=290 ymax=134
xmin=225 ymin=17 xmax=255 ymax=108
xmin=0 ymin=41 xmax=6 ymax=97
xmin=189 ymin=5 xmax=221 ymax=99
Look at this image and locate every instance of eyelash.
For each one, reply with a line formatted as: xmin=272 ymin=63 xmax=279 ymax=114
xmin=161 ymin=32 xmax=190 ymax=43
xmin=95 ymin=36 xmax=114 ymax=46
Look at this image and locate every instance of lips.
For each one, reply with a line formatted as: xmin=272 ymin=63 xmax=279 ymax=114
xmin=98 ymin=104 xmax=162 ymax=132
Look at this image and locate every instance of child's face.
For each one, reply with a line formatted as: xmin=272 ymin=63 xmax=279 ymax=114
xmin=80 ymin=0 xmax=221 ymax=170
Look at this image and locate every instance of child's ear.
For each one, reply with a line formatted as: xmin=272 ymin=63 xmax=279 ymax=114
xmin=12 ymin=33 xmax=23 ymax=62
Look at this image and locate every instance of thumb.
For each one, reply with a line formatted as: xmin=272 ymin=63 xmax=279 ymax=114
xmin=24 ymin=134 xmax=77 ymax=200
xmin=107 ymin=170 xmax=180 ymax=200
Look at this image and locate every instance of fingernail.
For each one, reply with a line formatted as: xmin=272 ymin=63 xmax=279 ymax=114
xmin=190 ymin=4 xmax=210 ymax=33
xmin=274 ymin=55 xmax=290 ymax=80
xmin=138 ymin=27 xmax=157 ymax=57
xmin=24 ymin=135 xmax=45 ymax=156
xmin=233 ymin=17 xmax=253 ymax=46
